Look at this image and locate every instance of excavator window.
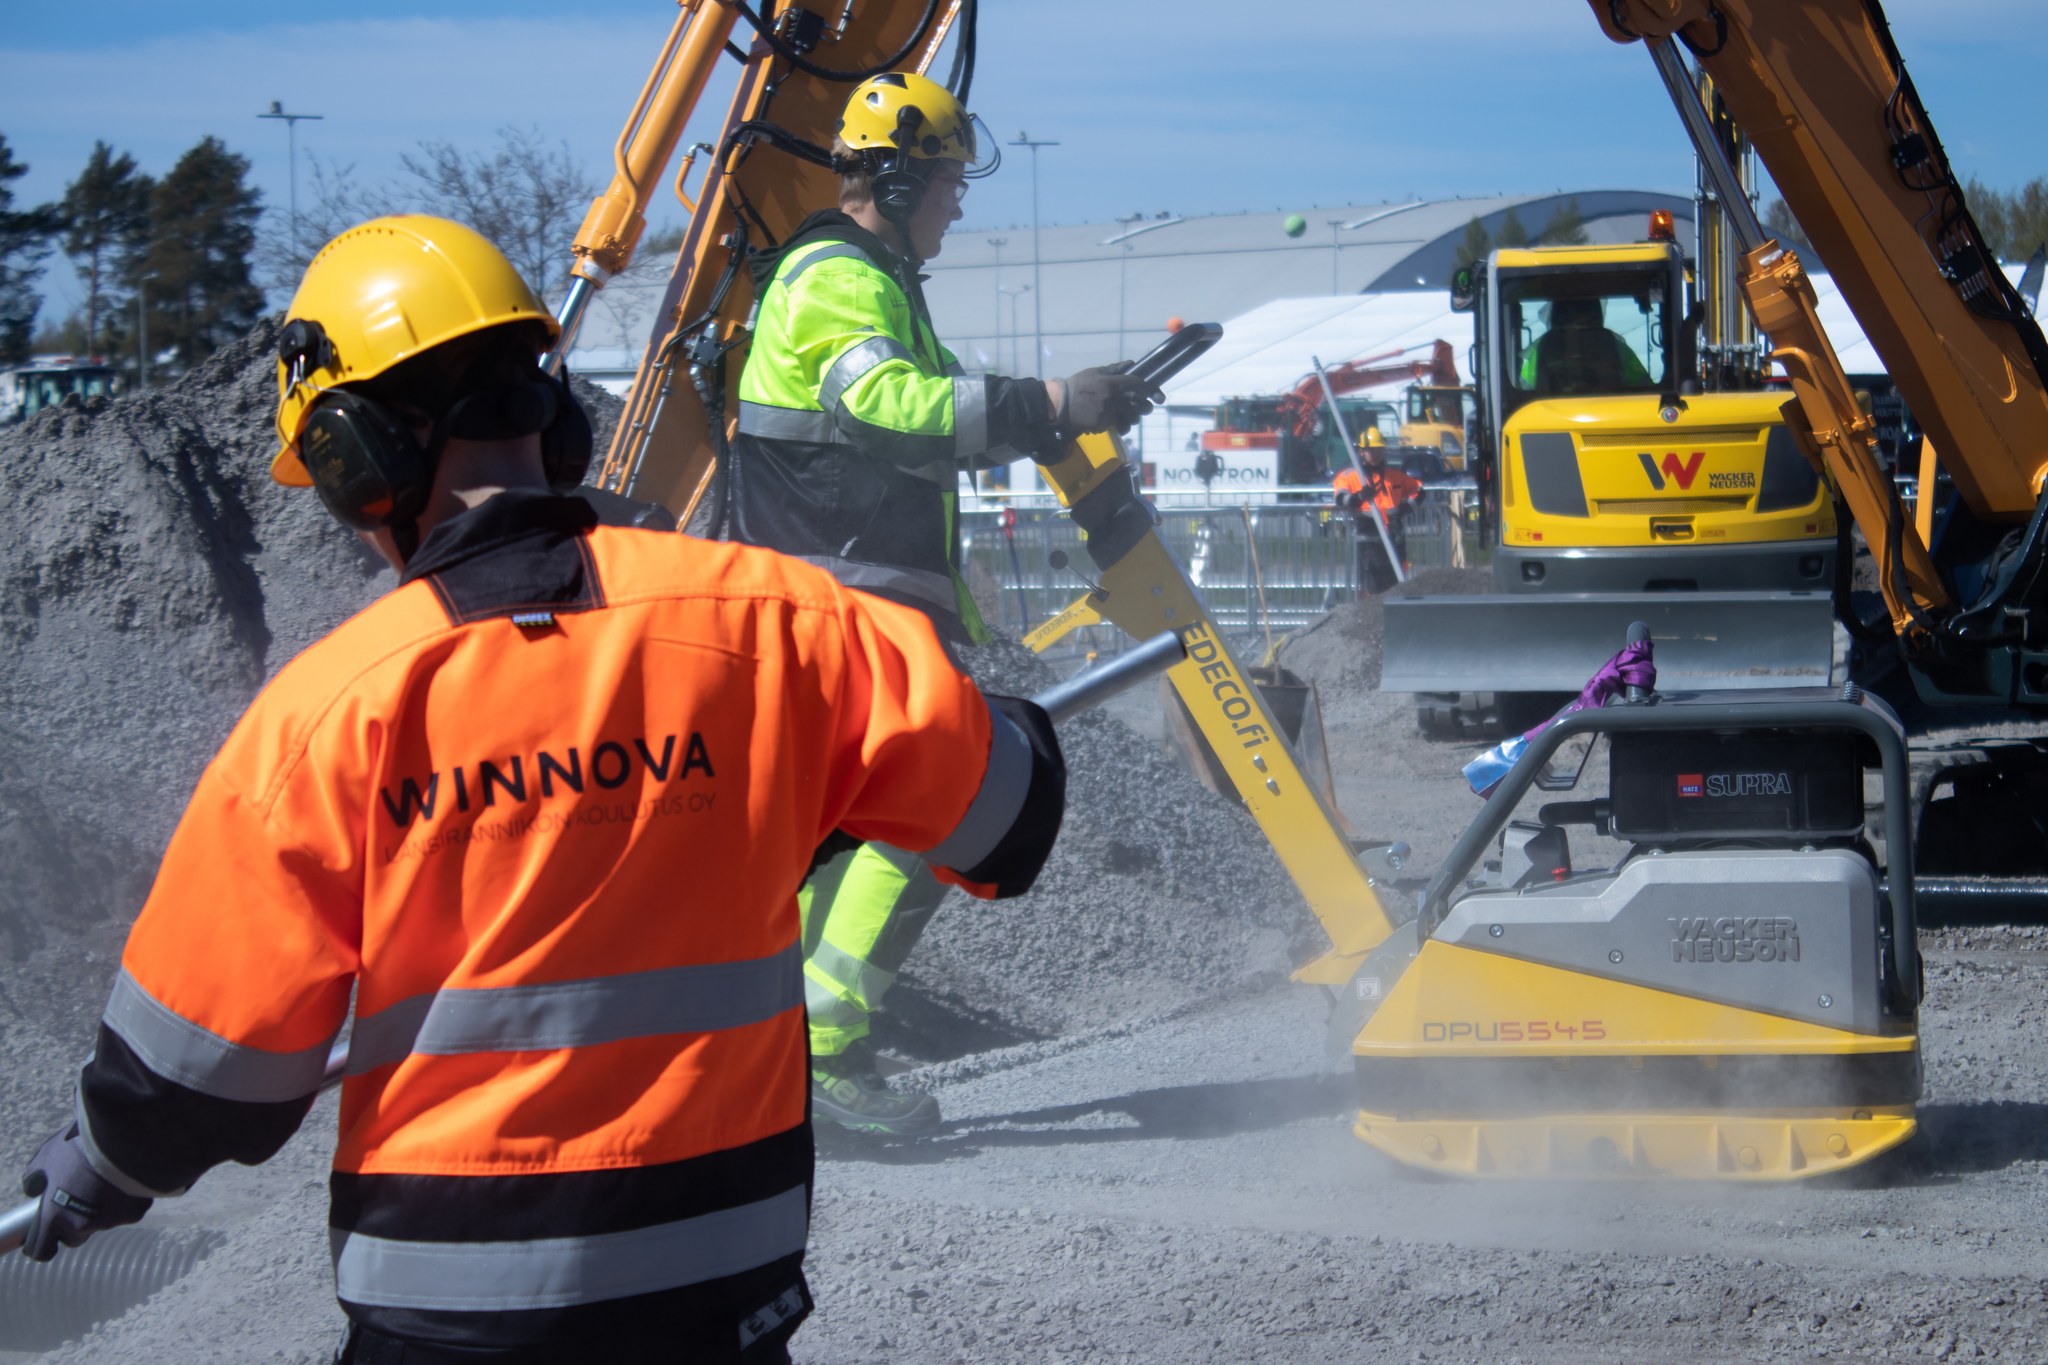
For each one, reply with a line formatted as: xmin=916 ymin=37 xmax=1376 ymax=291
xmin=1504 ymin=275 xmax=1669 ymax=404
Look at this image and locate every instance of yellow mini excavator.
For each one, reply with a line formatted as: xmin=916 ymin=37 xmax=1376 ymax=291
xmin=544 ymin=0 xmax=2048 ymax=1181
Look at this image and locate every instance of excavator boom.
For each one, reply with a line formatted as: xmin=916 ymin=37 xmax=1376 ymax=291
xmin=1594 ymin=0 xmax=2048 ymax=703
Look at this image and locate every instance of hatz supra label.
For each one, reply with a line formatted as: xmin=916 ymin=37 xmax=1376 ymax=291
xmin=1676 ymin=770 xmax=1792 ymax=798
xmin=1670 ymin=916 xmax=1802 ymax=963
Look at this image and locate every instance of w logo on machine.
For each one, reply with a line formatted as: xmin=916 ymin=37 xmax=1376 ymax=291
xmin=1638 ymin=451 xmax=1705 ymax=491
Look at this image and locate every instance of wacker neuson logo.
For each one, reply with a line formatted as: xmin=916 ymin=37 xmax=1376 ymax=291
xmin=1671 ymin=916 xmax=1802 ymax=963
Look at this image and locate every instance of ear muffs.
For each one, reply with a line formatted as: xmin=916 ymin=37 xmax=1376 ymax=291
xmin=298 ymin=368 xmax=593 ymax=534
xmin=872 ymin=158 xmax=925 ymax=224
xmin=297 ymin=389 xmax=433 ymax=532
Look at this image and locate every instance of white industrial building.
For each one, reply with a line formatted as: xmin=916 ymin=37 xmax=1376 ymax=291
xmin=563 ymin=188 xmax=1953 ymax=500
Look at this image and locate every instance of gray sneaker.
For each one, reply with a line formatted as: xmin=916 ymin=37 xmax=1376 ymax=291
xmin=810 ymin=1042 xmax=940 ymax=1136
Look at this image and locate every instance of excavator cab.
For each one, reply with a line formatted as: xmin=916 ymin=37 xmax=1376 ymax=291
xmin=1502 ymin=268 xmax=1670 ymax=409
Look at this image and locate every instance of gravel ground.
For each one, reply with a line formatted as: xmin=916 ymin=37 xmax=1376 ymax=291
xmin=6 ymin=336 xmax=2048 ymax=1361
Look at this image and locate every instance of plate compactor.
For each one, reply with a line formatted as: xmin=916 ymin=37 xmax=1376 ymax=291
xmin=1328 ymin=674 xmax=1922 ymax=1179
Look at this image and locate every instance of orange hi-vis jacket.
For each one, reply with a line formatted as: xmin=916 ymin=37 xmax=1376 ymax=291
xmin=72 ymin=492 xmax=1062 ymax=1357
xmin=1333 ymin=463 xmax=1422 ymax=515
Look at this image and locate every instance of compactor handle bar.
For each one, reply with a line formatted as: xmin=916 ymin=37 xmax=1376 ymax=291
xmin=1125 ymin=322 xmax=1222 ymax=393
xmin=1031 ymin=631 xmax=1186 ymax=724
xmin=1 ymin=635 xmax=1186 ymax=1259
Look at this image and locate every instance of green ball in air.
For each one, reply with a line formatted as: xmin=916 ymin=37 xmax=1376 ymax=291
xmin=1282 ymin=214 xmax=1307 ymax=238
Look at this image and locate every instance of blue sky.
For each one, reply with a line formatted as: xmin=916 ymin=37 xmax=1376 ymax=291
xmin=4 ymin=0 xmax=2042 ymax=323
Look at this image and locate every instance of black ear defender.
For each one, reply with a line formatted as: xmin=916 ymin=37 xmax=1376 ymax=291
xmin=299 ymin=390 xmax=434 ymax=532
xmin=282 ymin=319 xmax=594 ymax=527
xmin=281 ymin=318 xmax=435 ymax=532
xmin=871 ymin=105 xmax=931 ymax=224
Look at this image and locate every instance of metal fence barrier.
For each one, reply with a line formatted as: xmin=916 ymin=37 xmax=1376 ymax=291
xmin=960 ymin=486 xmax=1474 ymax=657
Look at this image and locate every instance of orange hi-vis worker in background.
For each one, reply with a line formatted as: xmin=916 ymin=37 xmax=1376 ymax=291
xmin=1334 ymin=428 xmax=1422 ymax=594
xmin=14 ymin=217 xmax=1067 ymax=1365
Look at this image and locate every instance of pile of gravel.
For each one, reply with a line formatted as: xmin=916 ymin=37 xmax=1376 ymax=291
xmin=0 ymin=324 xmax=625 ymax=1168
xmin=892 ymin=638 xmax=1308 ymax=1054
xmin=1276 ymin=565 xmax=1490 ymax=694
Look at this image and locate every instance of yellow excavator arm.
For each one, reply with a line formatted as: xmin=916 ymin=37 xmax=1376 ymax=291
xmin=550 ymin=1 xmax=961 ymax=517
xmin=1591 ymin=0 xmax=2048 ymax=705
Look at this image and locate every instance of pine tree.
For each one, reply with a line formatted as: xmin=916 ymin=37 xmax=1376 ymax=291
xmin=139 ymin=136 xmax=264 ymax=372
xmin=1538 ymin=198 xmax=1589 ymax=246
xmin=60 ymin=141 xmax=153 ymax=359
xmin=1964 ymin=175 xmax=2048 ymax=262
xmin=1452 ymin=216 xmax=1493 ymax=273
xmin=1496 ymin=208 xmax=1531 ymax=249
xmin=0 ymin=134 xmax=61 ymax=365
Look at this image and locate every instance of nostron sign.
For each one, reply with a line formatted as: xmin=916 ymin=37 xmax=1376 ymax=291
xmin=1148 ymin=449 xmax=1279 ymax=505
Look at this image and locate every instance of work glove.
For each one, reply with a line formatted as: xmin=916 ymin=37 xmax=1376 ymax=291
xmin=1057 ymin=361 xmax=1159 ymax=437
xmin=18 ymin=1122 xmax=152 ymax=1261
xmin=1335 ymin=489 xmax=1365 ymax=513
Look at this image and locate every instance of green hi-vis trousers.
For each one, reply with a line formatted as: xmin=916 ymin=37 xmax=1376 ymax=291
xmin=799 ymin=842 xmax=950 ymax=1057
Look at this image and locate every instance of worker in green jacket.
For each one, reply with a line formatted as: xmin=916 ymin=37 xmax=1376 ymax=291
xmin=728 ymin=70 xmax=1154 ymax=1135
xmin=1519 ymin=296 xmax=1653 ymax=394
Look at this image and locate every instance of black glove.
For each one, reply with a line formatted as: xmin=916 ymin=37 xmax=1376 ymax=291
xmin=1335 ymin=490 xmax=1365 ymax=513
xmin=19 ymin=1122 xmax=152 ymax=1261
xmin=1057 ymin=361 xmax=1158 ymax=436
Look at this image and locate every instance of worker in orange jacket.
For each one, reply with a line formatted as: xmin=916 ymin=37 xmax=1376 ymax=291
xmin=1333 ymin=427 xmax=1422 ymax=594
xmin=13 ymin=217 xmax=1067 ymax=1364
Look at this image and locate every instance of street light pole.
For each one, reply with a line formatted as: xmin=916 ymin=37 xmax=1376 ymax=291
xmin=987 ymin=237 xmax=1006 ymax=372
xmin=258 ymin=101 xmax=325 ymax=259
xmin=1327 ymin=218 xmax=1345 ymax=294
xmin=999 ymin=284 xmax=1029 ymax=374
xmin=1009 ymin=133 xmax=1058 ymax=379
xmin=1114 ymin=212 xmax=1144 ymax=361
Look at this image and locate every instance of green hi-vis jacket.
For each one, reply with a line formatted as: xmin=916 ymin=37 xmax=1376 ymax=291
xmin=730 ymin=211 xmax=1058 ymax=645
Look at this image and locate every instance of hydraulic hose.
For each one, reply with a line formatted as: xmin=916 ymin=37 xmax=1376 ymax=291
xmin=0 ymin=1227 xmax=224 ymax=1351
xmin=729 ymin=0 xmax=940 ymax=82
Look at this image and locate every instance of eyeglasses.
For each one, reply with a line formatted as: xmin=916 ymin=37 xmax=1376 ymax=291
xmin=928 ymin=174 xmax=969 ymax=205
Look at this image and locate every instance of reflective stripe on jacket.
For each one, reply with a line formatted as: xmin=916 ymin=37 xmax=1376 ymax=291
xmin=77 ymin=491 xmax=1061 ymax=1353
xmin=729 ymin=212 xmax=1055 ymax=645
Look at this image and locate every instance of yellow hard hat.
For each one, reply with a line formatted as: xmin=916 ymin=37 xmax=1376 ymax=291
xmin=1358 ymin=427 xmax=1386 ymax=448
xmin=838 ymin=71 xmax=996 ymax=174
xmin=271 ymin=215 xmax=558 ymax=486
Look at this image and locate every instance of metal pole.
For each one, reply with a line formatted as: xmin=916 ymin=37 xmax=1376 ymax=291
xmin=987 ymin=237 xmax=1005 ymax=371
xmin=1010 ymin=134 xmax=1058 ymax=379
xmin=1033 ymin=630 xmax=1187 ymax=724
xmin=258 ymin=102 xmax=325 ymax=261
xmin=1 ymin=1040 xmax=352 ymax=1258
xmin=1328 ymin=219 xmax=1344 ymax=294
xmin=1646 ymin=39 xmax=1765 ymax=255
xmin=1000 ymin=286 xmax=1028 ymax=375
xmin=544 ymin=274 xmax=598 ymax=378
xmin=1312 ymin=354 xmax=1405 ymax=585
xmin=1115 ymin=212 xmax=1142 ymax=361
